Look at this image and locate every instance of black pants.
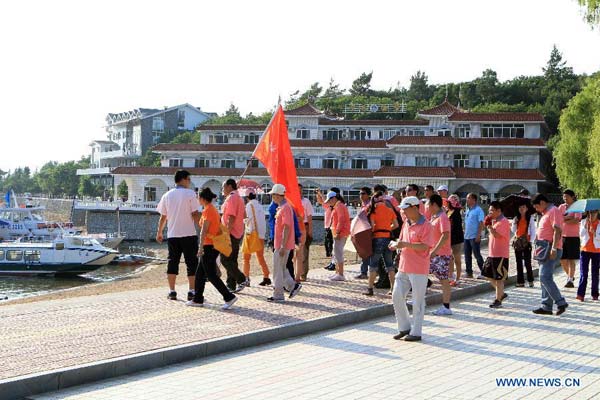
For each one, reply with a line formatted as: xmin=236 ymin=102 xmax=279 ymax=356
xmin=515 ymin=246 xmax=534 ymax=284
xmin=194 ymin=245 xmax=234 ymax=303
xmin=167 ymin=236 xmax=198 ymax=276
xmin=220 ymin=235 xmax=246 ymax=289
xmin=286 ymin=249 xmax=295 ymax=279
xmin=324 ymin=228 xmax=333 ymax=258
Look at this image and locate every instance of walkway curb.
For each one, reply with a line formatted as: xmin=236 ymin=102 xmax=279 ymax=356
xmin=0 ymin=269 xmax=540 ymax=400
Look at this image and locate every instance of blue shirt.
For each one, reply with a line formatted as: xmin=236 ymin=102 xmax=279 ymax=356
xmin=268 ymin=200 xmax=301 ymax=244
xmin=464 ymin=204 xmax=484 ymax=239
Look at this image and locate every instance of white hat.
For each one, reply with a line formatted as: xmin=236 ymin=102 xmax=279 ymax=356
xmin=326 ymin=191 xmax=337 ymax=201
xmin=268 ymin=184 xmax=286 ymax=195
xmin=437 ymin=185 xmax=449 ymax=192
xmin=400 ymin=196 xmax=420 ymax=209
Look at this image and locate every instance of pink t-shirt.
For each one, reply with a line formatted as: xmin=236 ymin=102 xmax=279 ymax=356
xmin=398 ymin=216 xmax=435 ymax=275
xmin=221 ymin=190 xmax=245 ymax=239
xmin=332 ymin=202 xmax=351 ymax=238
xmin=558 ymin=203 xmax=581 ymax=238
xmin=324 ymin=206 xmax=333 ymax=228
xmin=156 ymin=187 xmax=198 ymax=238
xmin=430 ymin=210 xmax=452 ymax=256
xmin=274 ymin=202 xmax=295 ymax=250
xmin=537 ymin=205 xmax=564 ymax=250
xmin=488 ymin=216 xmax=511 ymax=258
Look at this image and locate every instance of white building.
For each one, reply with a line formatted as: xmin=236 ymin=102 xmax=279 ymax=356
xmin=111 ymin=102 xmax=549 ymax=204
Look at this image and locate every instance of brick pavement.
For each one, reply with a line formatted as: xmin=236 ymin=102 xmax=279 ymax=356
xmin=30 ymin=267 xmax=600 ymax=400
xmin=0 ymin=246 xmax=571 ymax=382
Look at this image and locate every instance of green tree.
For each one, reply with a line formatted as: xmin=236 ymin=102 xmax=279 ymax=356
xmin=350 ymin=72 xmax=373 ymax=96
xmin=78 ymin=175 xmax=103 ymax=198
xmin=138 ymin=150 xmax=161 ymax=167
xmin=171 ymin=131 xmax=200 ymax=144
xmin=554 ymin=75 xmax=600 ymax=197
xmin=474 ymin=69 xmax=499 ymax=104
xmin=117 ymin=181 xmax=129 ymax=200
xmin=408 ymin=71 xmax=430 ymax=101
xmin=578 ymin=0 xmax=600 ymax=27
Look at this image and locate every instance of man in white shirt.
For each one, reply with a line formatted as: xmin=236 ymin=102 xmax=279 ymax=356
xmin=299 ymin=184 xmax=314 ymax=281
xmin=156 ymin=170 xmax=200 ymax=301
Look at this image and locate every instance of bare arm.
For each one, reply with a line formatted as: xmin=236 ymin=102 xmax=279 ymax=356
xmin=431 ymin=232 xmax=449 ymax=256
xmin=476 ymin=222 xmax=484 ymax=242
xmin=307 ymin=215 xmax=313 ymax=238
xmin=156 ymin=215 xmax=167 ymax=243
xmin=226 ymin=215 xmax=235 ymax=232
xmin=279 ymin=225 xmax=289 ymax=256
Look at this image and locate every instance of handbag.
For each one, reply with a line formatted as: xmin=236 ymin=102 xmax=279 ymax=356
xmin=512 ymin=235 xmax=530 ymax=252
xmin=208 ymin=224 xmax=232 ymax=257
xmin=533 ymin=239 xmax=551 ymax=261
xmin=242 ymin=204 xmax=263 ymax=254
xmin=482 ymin=257 xmax=508 ymax=280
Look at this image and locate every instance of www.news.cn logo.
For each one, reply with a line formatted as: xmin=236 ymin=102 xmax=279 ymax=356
xmin=496 ymin=377 xmax=581 ymax=388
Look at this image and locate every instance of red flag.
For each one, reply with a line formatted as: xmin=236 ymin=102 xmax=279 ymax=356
xmin=254 ymin=105 xmax=303 ymax=219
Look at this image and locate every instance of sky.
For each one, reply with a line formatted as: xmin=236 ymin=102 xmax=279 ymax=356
xmin=0 ymin=0 xmax=599 ymax=172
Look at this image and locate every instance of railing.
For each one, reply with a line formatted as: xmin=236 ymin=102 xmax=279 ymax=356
xmin=76 ymin=167 xmax=113 ymax=176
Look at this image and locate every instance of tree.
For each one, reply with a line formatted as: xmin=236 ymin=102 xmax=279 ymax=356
xmin=171 ymin=131 xmax=200 ymax=144
xmin=474 ymin=69 xmax=499 ymax=104
xmin=138 ymin=150 xmax=161 ymax=167
xmin=117 ymin=181 xmax=129 ymax=200
xmin=554 ymin=75 xmax=600 ymax=197
xmin=323 ymin=78 xmax=345 ymax=98
xmin=78 ymin=175 xmax=103 ymax=198
xmin=350 ymin=72 xmax=373 ymax=96
xmin=408 ymin=71 xmax=430 ymax=101
xmin=578 ymin=0 xmax=600 ymax=27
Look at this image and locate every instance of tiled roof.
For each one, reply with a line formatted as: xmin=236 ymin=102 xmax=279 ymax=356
xmin=289 ymin=140 xmax=388 ymax=148
xmin=386 ymin=137 xmax=545 ymax=147
xmin=196 ymin=125 xmax=267 ymax=131
xmin=284 ymin=103 xmax=324 ymax=116
xmin=454 ymin=168 xmax=545 ymax=180
xmin=448 ymin=112 xmax=545 ymax=122
xmin=319 ymin=119 xmax=428 ymax=126
xmin=374 ymin=167 xmax=456 ymax=178
xmin=152 ymin=144 xmax=255 ymax=152
xmin=419 ymin=100 xmax=462 ymax=116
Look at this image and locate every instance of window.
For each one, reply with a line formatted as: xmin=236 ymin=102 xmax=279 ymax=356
xmin=0 ymin=250 xmax=4 ymax=260
xmin=221 ymin=159 xmax=235 ymax=168
xmin=350 ymin=129 xmax=367 ymax=141
xmin=344 ymin=189 xmax=361 ymax=206
xmin=144 ymin=186 xmax=157 ymax=202
xmin=481 ymin=124 xmax=525 ymax=138
xmin=380 ymin=129 xmax=399 ymax=140
xmin=295 ymin=157 xmax=311 ymax=168
xmin=244 ymin=133 xmax=259 ymax=144
xmin=177 ymin=110 xmax=185 ymax=129
xmin=455 ymin=124 xmax=471 ymax=138
xmin=322 ymin=158 xmax=339 ymax=169
xmin=415 ymin=156 xmax=438 ymax=167
xmin=169 ymin=159 xmax=183 ymax=167
xmin=453 ymin=154 xmax=469 ymax=168
xmin=152 ymin=117 xmax=164 ymax=143
xmin=6 ymin=250 xmax=23 ymax=261
xmin=437 ymin=130 xmax=451 ymax=137
xmin=380 ymin=156 xmax=395 ymax=167
xmin=301 ymin=184 xmax=319 ymax=204
xmin=247 ymin=158 xmax=259 ymax=167
xmin=322 ymin=129 xmax=341 ymax=141
xmin=24 ymin=250 xmax=41 ymax=262
xmin=352 ymin=158 xmax=368 ymax=169
xmin=209 ymin=134 xmax=228 ymax=144
xmin=195 ymin=159 xmax=208 ymax=168
xmin=408 ymin=129 xmax=425 ymax=136
xmin=296 ymin=129 xmax=310 ymax=139
xmin=480 ymin=155 xmax=523 ymax=169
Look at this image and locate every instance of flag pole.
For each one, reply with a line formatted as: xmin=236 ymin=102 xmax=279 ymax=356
xmin=239 ymin=98 xmax=281 ymax=182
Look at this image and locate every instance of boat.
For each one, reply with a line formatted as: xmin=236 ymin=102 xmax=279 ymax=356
xmin=0 ymin=236 xmax=118 ymax=276
xmin=85 ymin=233 xmax=125 ymax=249
xmin=0 ymin=206 xmax=80 ymax=241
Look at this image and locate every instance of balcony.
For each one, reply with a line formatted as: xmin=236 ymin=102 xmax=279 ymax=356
xmin=76 ymin=167 xmax=113 ymax=176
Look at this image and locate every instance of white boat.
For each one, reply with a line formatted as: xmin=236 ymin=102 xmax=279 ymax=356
xmin=0 ymin=236 xmax=118 ymax=276
xmin=0 ymin=206 xmax=80 ymax=241
xmin=85 ymin=233 xmax=125 ymax=249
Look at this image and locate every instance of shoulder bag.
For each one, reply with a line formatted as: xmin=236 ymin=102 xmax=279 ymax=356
xmin=242 ymin=203 xmax=263 ymax=254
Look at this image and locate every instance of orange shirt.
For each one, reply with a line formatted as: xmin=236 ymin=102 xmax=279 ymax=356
xmin=583 ymin=220 xmax=600 ymax=253
xmin=398 ymin=216 xmax=435 ymax=275
xmin=201 ymin=203 xmax=220 ymax=245
xmin=370 ymin=202 xmax=397 ymax=239
xmin=332 ymin=201 xmax=351 ymax=238
xmin=516 ymin=217 xmax=528 ymax=239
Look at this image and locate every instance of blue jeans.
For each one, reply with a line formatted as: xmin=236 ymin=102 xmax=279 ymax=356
xmin=578 ymin=251 xmax=600 ymax=299
xmin=539 ymin=248 xmax=567 ymax=311
xmin=464 ymin=239 xmax=484 ymax=275
xmin=360 ymin=257 xmax=369 ymax=274
xmin=369 ymin=238 xmax=394 ymax=272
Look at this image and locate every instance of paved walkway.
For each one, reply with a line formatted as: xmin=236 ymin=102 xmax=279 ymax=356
xmin=31 ymin=268 xmax=600 ymax=400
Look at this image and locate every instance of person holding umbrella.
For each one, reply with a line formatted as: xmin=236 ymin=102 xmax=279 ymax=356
xmin=511 ymin=203 xmax=537 ymax=287
xmin=559 ymin=189 xmax=582 ymax=288
xmin=577 ymin=209 xmax=600 ymax=301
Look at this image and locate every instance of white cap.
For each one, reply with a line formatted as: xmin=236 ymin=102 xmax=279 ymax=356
xmin=437 ymin=185 xmax=449 ymax=192
xmin=268 ymin=184 xmax=286 ymax=195
xmin=400 ymin=196 xmax=420 ymax=209
xmin=326 ymin=191 xmax=337 ymax=201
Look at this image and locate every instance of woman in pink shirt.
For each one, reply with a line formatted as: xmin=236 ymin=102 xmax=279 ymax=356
xmin=559 ymin=189 xmax=582 ymax=288
xmin=326 ymin=191 xmax=350 ymax=281
xmin=483 ymin=201 xmax=511 ymax=308
xmin=428 ymin=194 xmax=453 ymax=316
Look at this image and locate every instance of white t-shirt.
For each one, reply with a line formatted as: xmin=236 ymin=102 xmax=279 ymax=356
xmin=301 ymin=197 xmax=314 ymax=223
xmin=156 ymin=187 xmax=198 ymax=238
xmin=245 ymin=199 xmax=267 ymax=239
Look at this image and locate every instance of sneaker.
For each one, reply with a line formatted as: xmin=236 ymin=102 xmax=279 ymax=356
xmin=576 ymin=295 xmax=584 ymax=302
xmin=393 ymin=330 xmax=410 ymax=340
xmin=564 ymin=280 xmax=575 ymax=288
xmin=449 ymin=280 xmax=458 ymax=287
xmin=433 ymin=306 xmax=453 ymax=316
xmin=267 ymin=296 xmax=285 ymax=302
xmin=489 ymin=299 xmax=502 ymax=308
xmin=363 ymin=288 xmax=374 ymax=296
xmin=528 ymin=281 xmax=535 ymax=288
xmin=259 ymin=277 xmax=272 ymax=286
xmin=476 ymin=274 xmax=486 ymax=280
xmin=324 ymin=263 xmax=336 ymax=271
xmin=185 ymin=300 xmax=204 ymax=307
xmin=187 ymin=290 xmax=195 ymax=301
xmin=556 ymin=304 xmax=568 ymax=316
xmin=354 ymin=273 xmax=368 ymax=279
xmin=232 ymin=284 xmax=245 ymax=293
xmin=532 ymin=307 xmax=552 ymax=315
xmin=330 ymin=274 xmax=346 ymax=281
xmin=241 ymin=278 xmax=251 ymax=287
xmin=222 ymin=296 xmax=238 ymax=310
xmin=167 ymin=291 xmax=177 ymax=300
xmin=289 ymin=282 xmax=302 ymax=298
xmin=404 ymin=335 xmax=422 ymax=342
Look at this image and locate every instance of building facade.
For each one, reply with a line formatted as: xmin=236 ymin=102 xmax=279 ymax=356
xmin=112 ymin=102 xmax=549 ymax=205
